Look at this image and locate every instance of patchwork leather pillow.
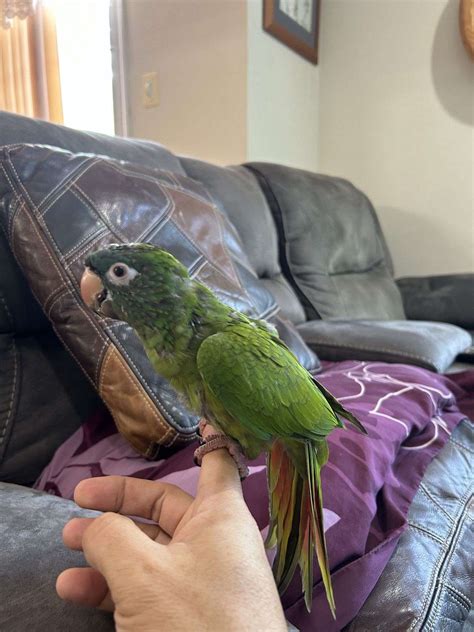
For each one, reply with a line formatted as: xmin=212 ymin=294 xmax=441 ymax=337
xmin=0 ymin=144 xmax=319 ymax=458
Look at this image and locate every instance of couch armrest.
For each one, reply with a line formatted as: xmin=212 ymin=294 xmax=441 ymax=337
xmin=0 ymin=483 xmax=113 ymax=631
xmin=396 ymin=274 xmax=474 ymax=329
xmin=347 ymin=419 xmax=474 ymax=631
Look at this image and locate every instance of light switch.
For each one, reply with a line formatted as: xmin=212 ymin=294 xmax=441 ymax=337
xmin=142 ymin=72 xmax=159 ymax=108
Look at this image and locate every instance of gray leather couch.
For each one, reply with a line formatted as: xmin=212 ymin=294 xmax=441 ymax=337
xmin=0 ymin=111 xmax=472 ymax=631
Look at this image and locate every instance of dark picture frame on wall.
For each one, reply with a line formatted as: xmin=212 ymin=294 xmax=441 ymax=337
xmin=263 ymin=0 xmax=320 ymax=64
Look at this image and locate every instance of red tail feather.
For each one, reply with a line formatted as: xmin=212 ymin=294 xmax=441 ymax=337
xmin=266 ymin=439 xmax=336 ymax=616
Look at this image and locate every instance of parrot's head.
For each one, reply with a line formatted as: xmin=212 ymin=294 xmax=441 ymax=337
xmin=80 ymin=243 xmax=191 ymax=326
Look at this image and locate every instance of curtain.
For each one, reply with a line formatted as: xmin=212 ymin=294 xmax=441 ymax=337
xmin=0 ymin=2 xmax=63 ymax=122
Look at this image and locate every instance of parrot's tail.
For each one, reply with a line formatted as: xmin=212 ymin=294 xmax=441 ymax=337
xmin=265 ymin=438 xmax=335 ymax=617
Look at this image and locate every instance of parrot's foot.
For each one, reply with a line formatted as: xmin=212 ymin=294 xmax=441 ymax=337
xmin=194 ymin=427 xmax=249 ymax=480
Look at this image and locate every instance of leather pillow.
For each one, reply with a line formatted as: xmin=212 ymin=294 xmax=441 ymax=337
xmin=0 ymin=144 xmax=319 ymax=458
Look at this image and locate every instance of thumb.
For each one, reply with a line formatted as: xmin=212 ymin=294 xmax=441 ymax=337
xmin=197 ymin=423 xmax=243 ymax=497
xmin=82 ymin=512 xmax=160 ymax=590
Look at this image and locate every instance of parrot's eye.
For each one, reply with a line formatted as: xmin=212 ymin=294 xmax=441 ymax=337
xmin=113 ymin=265 xmax=126 ymax=278
xmin=106 ymin=262 xmax=139 ymax=286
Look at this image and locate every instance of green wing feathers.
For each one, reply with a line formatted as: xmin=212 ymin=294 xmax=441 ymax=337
xmin=197 ymin=326 xmax=343 ymax=444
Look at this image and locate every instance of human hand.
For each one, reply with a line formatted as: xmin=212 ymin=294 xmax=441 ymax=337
xmin=56 ymin=434 xmax=287 ymax=632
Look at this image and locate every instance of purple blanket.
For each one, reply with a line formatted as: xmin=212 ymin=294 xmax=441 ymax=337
xmin=35 ymin=361 xmax=471 ymax=630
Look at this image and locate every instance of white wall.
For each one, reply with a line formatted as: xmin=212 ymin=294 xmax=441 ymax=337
xmin=121 ymin=0 xmax=320 ymax=169
xmin=53 ymin=0 xmax=114 ymax=135
xmin=247 ymin=0 xmax=319 ymax=171
xmin=319 ymin=0 xmax=474 ymax=276
xmin=123 ymin=0 xmax=247 ymax=166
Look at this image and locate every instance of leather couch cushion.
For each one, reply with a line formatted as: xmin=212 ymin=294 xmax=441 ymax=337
xmin=297 ymin=320 xmax=472 ymax=373
xmin=245 ymin=163 xmax=406 ymax=321
xmin=0 ymin=144 xmax=319 ymax=460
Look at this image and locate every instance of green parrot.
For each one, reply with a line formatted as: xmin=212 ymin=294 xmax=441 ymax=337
xmin=82 ymin=243 xmax=367 ymax=616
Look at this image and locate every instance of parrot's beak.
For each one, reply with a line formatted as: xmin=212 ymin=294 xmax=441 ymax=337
xmin=80 ymin=267 xmax=116 ymax=317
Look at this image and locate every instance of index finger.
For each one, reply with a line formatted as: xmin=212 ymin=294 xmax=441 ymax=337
xmin=74 ymin=476 xmax=192 ymax=537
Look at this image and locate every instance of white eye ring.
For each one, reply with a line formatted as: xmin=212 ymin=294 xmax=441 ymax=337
xmin=106 ymin=262 xmax=139 ymax=286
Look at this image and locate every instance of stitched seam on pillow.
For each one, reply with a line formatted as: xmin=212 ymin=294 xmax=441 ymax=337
xmin=106 ymin=161 xmax=205 ymax=212
xmin=0 ymin=339 xmax=18 ymax=448
xmin=107 ymin=161 xmax=213 ymax=208
xmin=170 ymin=219 xmax=239 ymax=290
xmin=2 ymin=194 xmax=100 ymax=390
xmin=0 ymin=164 xmax=22 ymax=240
xmin=65 ymin=226 xmax=111 ymax=270
xmin=211 ymin=207 xmax=276 ymax=320
xmin=100 ymin=342 xmax=173 ymax=439
xmin=138 ymin=205 xmax=175 ymax=243
xmin=161 ymin=170 xmax=210 ymax=204
xmin=38 ymin=157 xmax=100 ymax=216
xmin=44 ymin=286 xmax=68 ymax=317
xmin=13 ymin=202 xmax=107 ymax=383
xmin=5 ymin=190 xmax=19 ymax=239
xmin=29 ymin=215 xmax=106 ymax=344
xmin=212 ymin=204 xmax=248 ymax=296
xmin=408 ymin=522 xmax=446 ymax=552
xmin=6 ymin=152 xmax=40 ymax=212
xmin=47 ymin=290 xmax=109 ymax=386
xmin=71 ymin=184 xmax=129 ymax=243
xmin=170 ymin=171 xmax=208 ymax=201
xmin=136 ymin=204 xmax=176 ymax=243
xmin=66 ymin=228 xmax=110 ymax=268
xmin=188 ymin=255 xmax=206 ymax=278
xmin=64 ymin=225 xmax=109 ymax=260
xmin=164 ymin=216 xmax=250 ymax=297
xmin=306 ymin=338 xmax=434 ymax=365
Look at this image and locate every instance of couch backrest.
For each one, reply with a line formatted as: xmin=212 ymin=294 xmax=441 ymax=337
xmin=245 ymin=162 xmax=405 ymax=321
